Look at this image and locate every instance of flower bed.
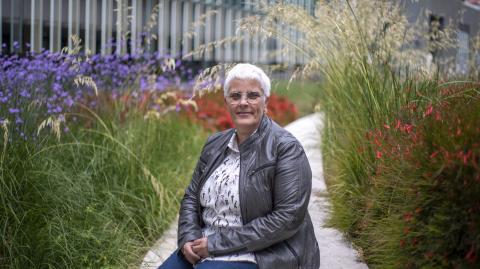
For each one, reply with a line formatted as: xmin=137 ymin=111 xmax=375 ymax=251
xmin=0 ymin=51 xmax=204 ymax=268
xmin=0 ymin=50 xmax=192 ymax=142
xmin=362 ymin=83 xmax=480 ymax=267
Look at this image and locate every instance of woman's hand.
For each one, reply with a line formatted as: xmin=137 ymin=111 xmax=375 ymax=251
xmin=192 ymin=237 xmax=209 ymax=258
xmin=182 ymin=241 xmax=201 ymax=265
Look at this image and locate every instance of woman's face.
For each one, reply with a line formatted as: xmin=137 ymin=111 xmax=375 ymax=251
xmin=225 ymin=78 xmax=268 ymax=132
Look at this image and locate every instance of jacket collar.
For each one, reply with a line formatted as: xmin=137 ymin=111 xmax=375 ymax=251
xmin=202 ymin=115 xmax=271 ymax=180
xmin=212 ymin=115 xmax=271 ymax=157
xmin=237 ymin=115 xmax=270 ymax=153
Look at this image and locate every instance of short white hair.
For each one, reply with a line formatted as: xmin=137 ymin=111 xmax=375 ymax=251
xmin=224 ymin=63 xmax=271 ymax=97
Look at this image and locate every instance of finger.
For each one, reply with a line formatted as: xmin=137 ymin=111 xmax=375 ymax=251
xmin=191 ymin=239 xmax=202 ymax=245
xmin=184 ymin=251 xmax=200 ymax=265
xmin=185 ymin=246 xmax=201 ymax=260
xmin=184 ymin=256 xmax=195 ymax=265
xmin=191 ymin=246 xmax=200 ymax=254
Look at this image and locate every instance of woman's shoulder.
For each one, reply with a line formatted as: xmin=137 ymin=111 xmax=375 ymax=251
xmin=269 ymin=120 xmax=301 ymax=146
xmin=204 ymin=128 xmax=234 ymax=148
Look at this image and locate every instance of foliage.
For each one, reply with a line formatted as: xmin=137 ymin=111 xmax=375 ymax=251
xmin=0 ymin=109 xmax=205 ymax=268
xmin=0 ymin=48 xmax=205 ymax=267
xmin=181 ymin=90 xmax=298 ymax=132
xmin=272 ymin=80 xmax=322 ymax=116
xmin=230 ymin=0 xmax=480 ymax=268
xmin=361 ymin=83 xmax=480 ymax=268
xmin=0 ymin=50 xmax=193 ymax=142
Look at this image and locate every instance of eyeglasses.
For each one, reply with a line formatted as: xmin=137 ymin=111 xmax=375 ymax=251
xmin=227 ymin=91 xmax=263 ymax=105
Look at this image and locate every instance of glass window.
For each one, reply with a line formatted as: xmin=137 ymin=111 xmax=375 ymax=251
xmin=456 ymin=24 xmax=470 ymax=75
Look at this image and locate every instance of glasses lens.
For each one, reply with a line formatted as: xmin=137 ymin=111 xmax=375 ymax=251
xmin=229 ymin=92 xmax=242 ymax=101
xmin=228 ymin=91 xmax=262 ymax=104
xmin=247 ymin=92 xmax=261 ymax=101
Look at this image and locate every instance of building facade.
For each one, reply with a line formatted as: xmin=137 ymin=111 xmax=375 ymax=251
xmin=1 ymin=0 xmax=315 ymax=65
xmin=402 ymin=0 xmax=480 ymax=74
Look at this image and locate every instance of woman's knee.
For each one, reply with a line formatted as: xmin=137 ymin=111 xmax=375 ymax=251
xmin=195 ymin=260 xmax=258 ymax=269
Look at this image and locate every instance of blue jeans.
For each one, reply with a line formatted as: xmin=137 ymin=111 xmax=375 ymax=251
xmin=158 ymin=251 xmax=258 ymax=269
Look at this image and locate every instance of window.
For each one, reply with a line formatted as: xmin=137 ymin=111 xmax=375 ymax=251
xmin=456 ymin=24 xmax=470 ymax=75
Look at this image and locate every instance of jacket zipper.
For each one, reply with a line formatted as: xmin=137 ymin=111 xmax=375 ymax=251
xmin=196 ymin=166 xmax=208 ymax=226
xmin=285 ymin=241 xmax=301 ymax=269
xmin=239 ymin=150 xmax=247 ymax=224
xmin=248 ymin=161 xmax=276 ymax=176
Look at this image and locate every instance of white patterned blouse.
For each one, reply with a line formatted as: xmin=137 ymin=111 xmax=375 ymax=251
xmin=199 ymin=131 xmax=257 ymax=264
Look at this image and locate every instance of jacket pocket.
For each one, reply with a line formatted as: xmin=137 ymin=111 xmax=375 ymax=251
xmin=285 ymin=241 xmax=301 ymax=269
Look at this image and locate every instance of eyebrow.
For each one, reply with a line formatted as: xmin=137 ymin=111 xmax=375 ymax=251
xmin=229 ymin=89 xmax=263 ymax=93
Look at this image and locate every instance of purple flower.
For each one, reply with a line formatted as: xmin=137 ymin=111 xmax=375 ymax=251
xmin=19 ymin=89 xmax=31 ymax=98
xmin=140 ymin=78 xmax=148 ymax=91
xmin=64 ymin=97 xmax=74 ymax=107
xmin=9 ymin=108 xmax=20 ymax=114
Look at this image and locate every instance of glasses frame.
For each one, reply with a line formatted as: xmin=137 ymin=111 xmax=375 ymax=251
xmin=226 ymin=90 xmax=265 ymax=105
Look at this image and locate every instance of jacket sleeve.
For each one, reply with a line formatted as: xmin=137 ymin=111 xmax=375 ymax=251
xmin=176 ymin=136 xmax=212 ymax=252
xmin=206 ymin=141 xmax=312 ymax=255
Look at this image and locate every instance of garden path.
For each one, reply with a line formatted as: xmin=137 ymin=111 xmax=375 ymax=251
xmin=140 ymin=113 xmax=369 ymax=269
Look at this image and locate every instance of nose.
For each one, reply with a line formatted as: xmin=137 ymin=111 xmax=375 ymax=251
xmin=238 ymin=95 xmax=249 ymax=105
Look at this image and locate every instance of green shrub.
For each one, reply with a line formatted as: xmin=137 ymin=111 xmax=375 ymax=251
xmin=360 ymin=83 xmax=480 ymax=268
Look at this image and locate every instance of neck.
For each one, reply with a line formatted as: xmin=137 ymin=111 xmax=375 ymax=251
xmin=236 ymin=128 xmax=254 ymax=145
xmin=236 ymin=117 xmax=263 ymax=145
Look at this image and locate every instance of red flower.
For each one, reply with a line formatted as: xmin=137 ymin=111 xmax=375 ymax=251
xmin=403 ymin=212 xmax=413 ymax=222
xmin=424 ymin=251 xmax=434 ymax=260
xmin=376 ymin=151 xmax=382 ymax=159
xmin=395 ymin=119 xmax=401 ymax=129
xmin=404 ymin=124 xmax=413 ymax=133
xmin=424 ymin=104 xmax=433 ymax=117
xmin=465 ymin=245 xmax=477 ymax=264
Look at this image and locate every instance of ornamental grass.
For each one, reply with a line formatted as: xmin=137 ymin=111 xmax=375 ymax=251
xmin=225 ymin=0 xmax=480 ymax=267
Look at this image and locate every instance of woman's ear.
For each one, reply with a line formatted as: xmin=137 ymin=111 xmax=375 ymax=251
xmin=264 ymin=96 xmax=269 ymax=113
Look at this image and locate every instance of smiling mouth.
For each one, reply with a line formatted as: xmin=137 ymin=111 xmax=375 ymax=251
xmin=236 ymin=112 xmax=253 ymax=115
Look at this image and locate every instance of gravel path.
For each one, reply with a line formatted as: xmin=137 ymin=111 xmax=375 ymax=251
xmin=140 ymin=113 xmax=369 ymax=269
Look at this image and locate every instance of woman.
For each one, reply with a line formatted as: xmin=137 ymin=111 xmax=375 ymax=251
xmin=159 ymin=63 xmax=320 ymax=269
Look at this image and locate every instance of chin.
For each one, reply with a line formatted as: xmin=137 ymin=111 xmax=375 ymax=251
xmin=234 ymin=119 xmax=259 ymax=129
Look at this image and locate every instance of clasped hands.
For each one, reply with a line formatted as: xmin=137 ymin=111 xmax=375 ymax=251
xmin=181 ymin=237 xmax=208 ymax=265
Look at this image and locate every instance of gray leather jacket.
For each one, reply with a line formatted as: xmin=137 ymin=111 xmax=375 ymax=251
xmin=177 ymin=116 xmax=320 ymax=269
